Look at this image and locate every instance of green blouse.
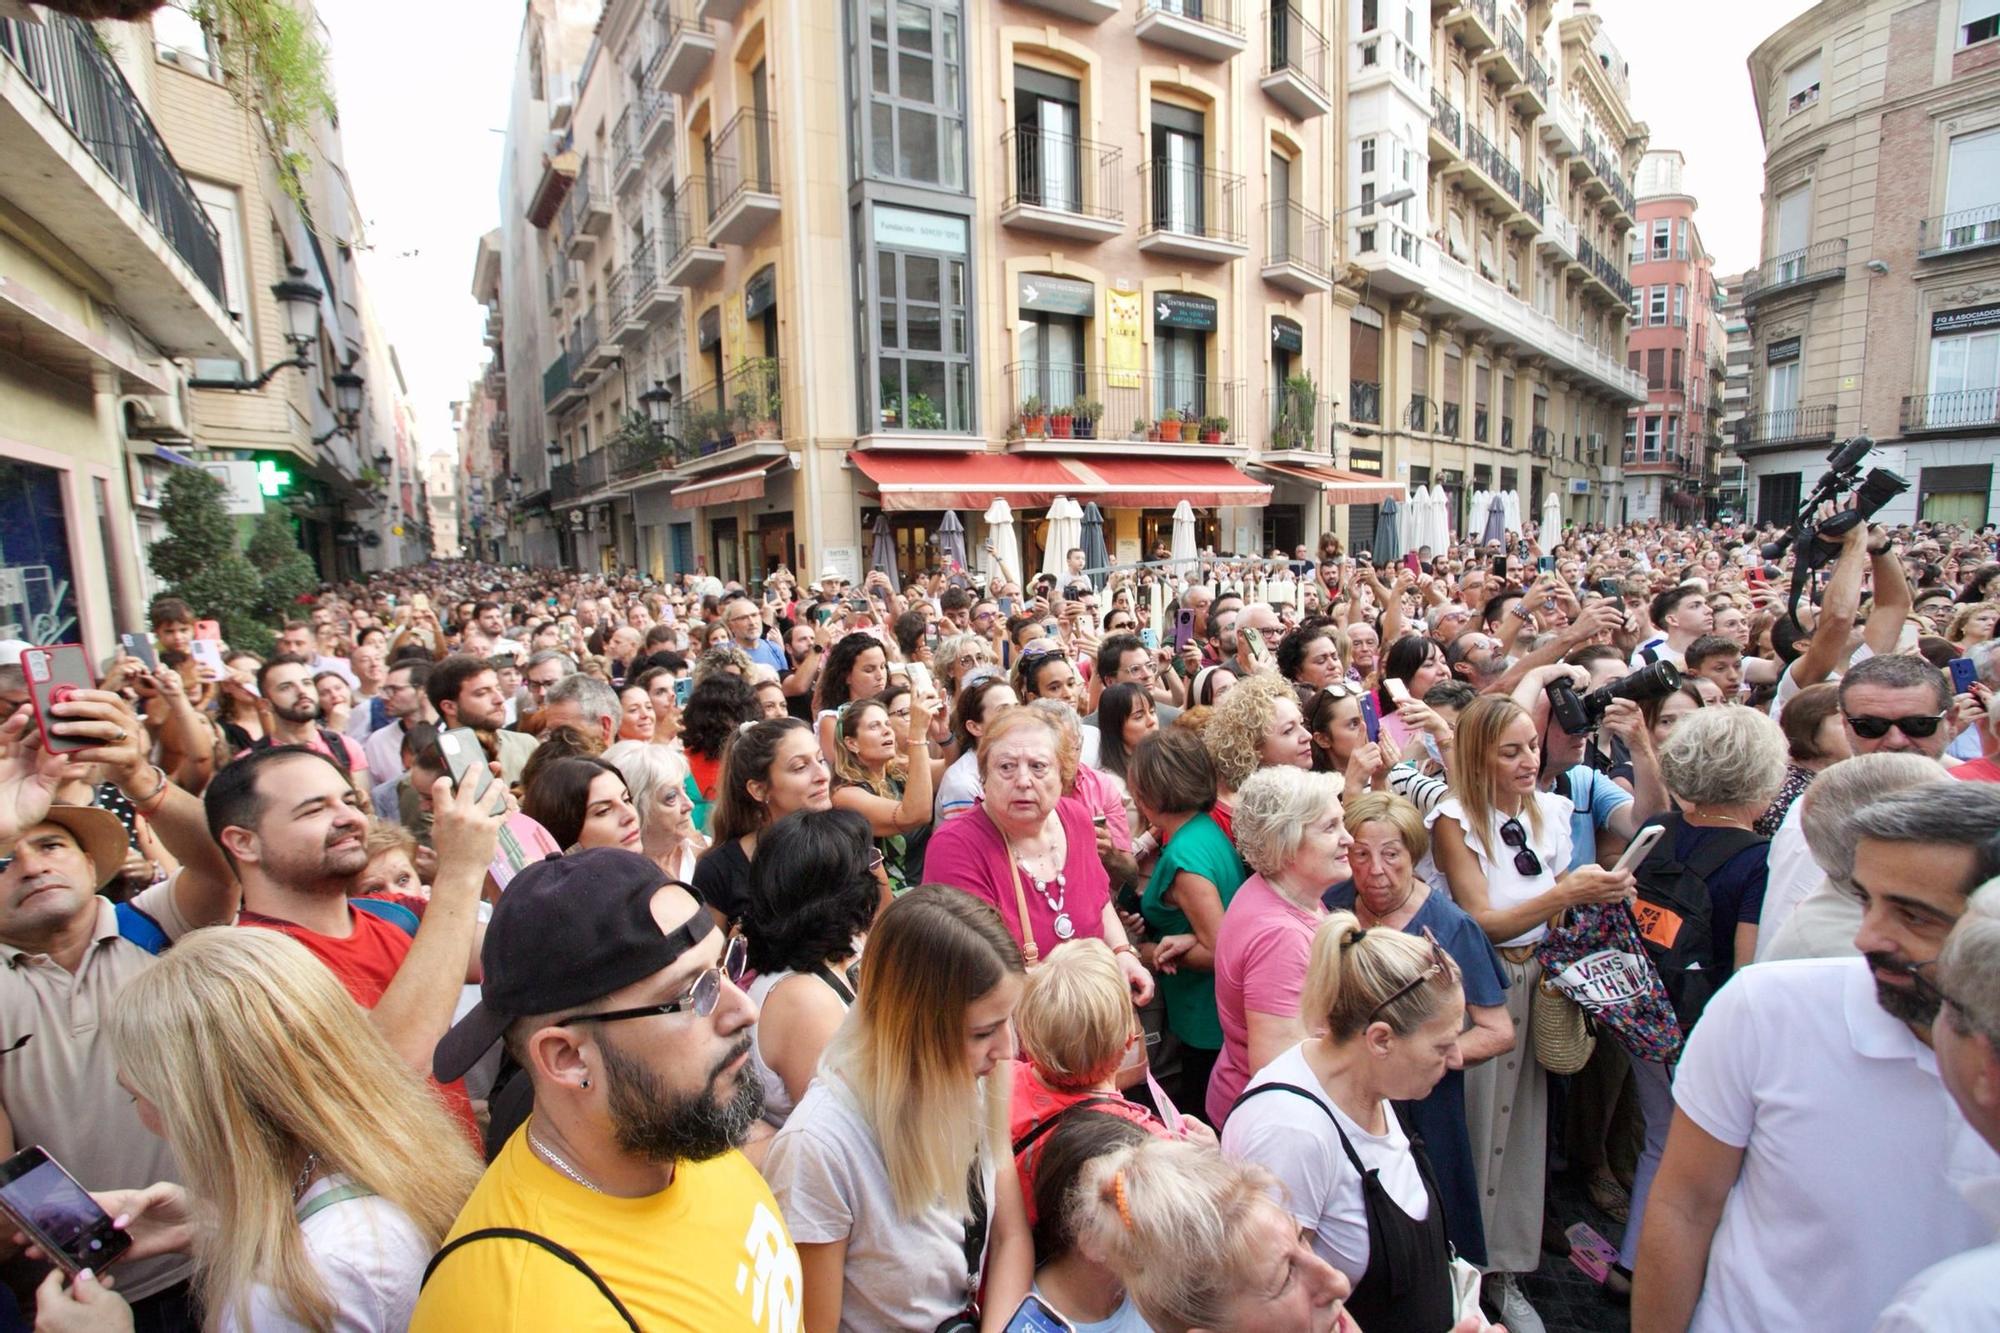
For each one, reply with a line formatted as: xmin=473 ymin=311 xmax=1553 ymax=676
xmin=1139 ymin=812 xmax=1249 ymax=1051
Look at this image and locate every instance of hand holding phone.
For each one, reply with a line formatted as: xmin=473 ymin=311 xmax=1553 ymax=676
xmin=438 ymin=727 xmax=503 ymax=815
xmin=24 ymin=646 xmax=96 ymax=754
xmin=1612 ymin=823 xmax=1667 ymax=876
xmin=0 ymin=1146 xmax=132 ymax=1278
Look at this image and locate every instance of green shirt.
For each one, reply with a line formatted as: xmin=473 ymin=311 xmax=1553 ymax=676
xmin=1139 ymin=812 xmax=1248 ymax=1051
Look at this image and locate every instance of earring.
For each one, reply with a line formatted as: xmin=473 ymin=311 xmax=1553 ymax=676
xmin=580 ymin=1077 xmax=590 ymax=1089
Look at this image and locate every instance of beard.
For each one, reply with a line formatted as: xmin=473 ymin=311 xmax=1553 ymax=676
xmin=1864 ymin=951 xmax=1942 ymax=1028
xmin=274 ymin=697 xmax=321 ymax=725
xmin=600 ymin=1032 xmax=762 ymax=1164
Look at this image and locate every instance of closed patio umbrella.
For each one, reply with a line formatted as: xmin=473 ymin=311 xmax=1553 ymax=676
xmin=1170 ymin=500 xmax=1198 ymax=577
xmin=1541 ymin=489 xmax=1563 ymax=544
xmin=869 ymin=511 xmax=899 ymax=587
xmin=938 ymin=509 xmax=967 ymax=576
xmin=983 ymin=498 xmax=1020 ymax=589
xmin=1373 ymin=494 xmax=1402 ymax=564
xmin=1080 ymin=502 xmax=1108 ymax=589
xmin=1042 ymin=496 xmax=1083 ymax=580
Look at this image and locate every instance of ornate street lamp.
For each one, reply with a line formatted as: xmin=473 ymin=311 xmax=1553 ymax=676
xmin=190 ymin=266 xmax=325 ymax=391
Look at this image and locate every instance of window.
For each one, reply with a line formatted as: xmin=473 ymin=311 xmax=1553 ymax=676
xmin=1649 ymin=286 xmax=1667 ymax=325
xmin=1942 ymin=128 xmax=2000 ymax=250
xmin=1014 ymin=66 xmax=1081 ymax=212
xmin=1773 ymin=184 xmax=1811 ymax=270
xmin=1767 ymin=354 xmax=1802 ymax=419
xmin=1651 ymin=218 xmax=1671 ymax=257
xmin=1150 ymin=102 xmax=1206 ymax=235
xmin=1666 ymin=414 xmax=1681 ymax=459
xmin=190 ymin=180 xmax=249 ymax=380
xmin=1928 ymin=323 xmax=2000 ymax=429
xmin=1624 ymin=417 xmax=1638 ymax=462
xmin=863 ymin=0 xmax=966 ymax=190
xmin=1673 ymin=284 xmax=1687 ymax=323
xmin=1784 ymin=53 xmax=1821 ymax=115
xmin=1349 ymin=318 xmax=1382 ymax=424
xmin=1474 ymin=363 xmax=1490 ymax=441
xmin=1020 ymin=310 xmax=1084 ymax=409
xmin=1630 ymin=285 xmax=1644 ymax=321
xmin=1642 ymin=414 xmax=1661 ymax=460
xmin=1962 ymin=0 xmax=2000 ymax=47
xmin=1361 ymin=137 xmax=1376 ymax=174
xmin=1671 ymin=347 xmax=1684 ymax=388
xmin=872 ymin=208 xmax=973 ymax=433
xmin=1647 ymin=348 xmax=1665 ymax=389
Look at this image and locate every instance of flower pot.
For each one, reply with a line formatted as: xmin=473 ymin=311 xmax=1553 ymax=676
xmin=1181 ymin=422 xmax=1200 ymax=443
xmin=1146 ymin=428 xmax=1161 ymax=442
xmin=1051 ymin=415 xmax=1073 ymax=439
xmin=1158 ymin=416 xmax=1180 ymax=437
xmin=754 ymin=419 xmax=781 ymax=440
xmin=1023 ymin=414 xmax=1048 ymax=438
xmin=1200 ymin=429 xmax=1222 ymax=444
xmin=1076 ymin=419 xmax=1097 ymax=440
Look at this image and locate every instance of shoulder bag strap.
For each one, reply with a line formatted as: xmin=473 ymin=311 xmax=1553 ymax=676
xmin=422 ymin=1228 xmax=641 ymax=1333
xmin=1001 ymin=832 xmax=1041 ymax=966
xmin=296 ymin=1182 xmax=374 ymax=1225
xmin=1010 ymin=1095 xmax=1126 ymax=1156
xmin=1230 ymin=1082 xmax=1368 ymax=1176
xmin=809 ymin=962 xmax=857 ymax=1005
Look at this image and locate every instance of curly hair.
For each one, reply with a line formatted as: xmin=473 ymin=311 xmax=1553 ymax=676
xmin=815 ymin=632 xmax=889 ymax=715
xmin=1202 ymin=673 xmax=1299 ymax=792
xmin=680 ymin=671 xmax=760 ymax=761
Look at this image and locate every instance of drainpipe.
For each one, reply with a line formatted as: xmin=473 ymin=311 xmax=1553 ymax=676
xmin=781 ymin=0 xmax=820 ymax=573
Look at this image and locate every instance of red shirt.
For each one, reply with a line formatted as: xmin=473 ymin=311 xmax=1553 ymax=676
xmin=1952 ymin=757 xmax=2000 ymax=782
xmin=1008 ymin=1060 xmax=1167 ymax=1224
xmin=238 ymin=907 xmax=479 ymax=1142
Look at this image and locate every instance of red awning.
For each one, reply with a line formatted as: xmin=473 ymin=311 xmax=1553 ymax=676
xmin=851 ymin=451 xmax=1271 ymax=511
xmin=1255 ymin=462 xmax=1405 ymax=505
xmin=670 ymin=463 xmax=776 ymax=508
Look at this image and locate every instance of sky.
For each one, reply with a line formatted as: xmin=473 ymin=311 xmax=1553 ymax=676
xmin=309 ymin=0 xmax=1817 ymax=461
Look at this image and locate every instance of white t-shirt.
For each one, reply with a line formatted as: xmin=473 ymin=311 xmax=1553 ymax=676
xmin=1770 ymin=644 xmax=1874 ymax=723
xmin=935 ymin=750 xmax=982 ymax=821
xmin=1629 ymin=637 xmax=1681 ymax=671
xmin=1871 ymin=1177 xmax=2000 ymax=1333
xmin=1672 ymin=957 xmax=2000 ymax=1333
xmin=1220 ymin=1043 xmax=1428 ymax=1283
xmin=1755 ymin=795 xmax=1822 ymax=958
xmin=219 ymin=1176 xmax=431 ymax=1333
xmin=1424 ymin=790 xmax=1574 ymax=947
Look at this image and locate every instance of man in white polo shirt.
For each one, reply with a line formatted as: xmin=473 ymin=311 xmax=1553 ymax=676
xmin=1634 ymin=783 xmax=2000 ymax=1333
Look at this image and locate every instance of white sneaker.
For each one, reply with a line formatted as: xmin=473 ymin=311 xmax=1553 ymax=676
xmin=1482 ymin=1272 xmax=1547 ymax=1333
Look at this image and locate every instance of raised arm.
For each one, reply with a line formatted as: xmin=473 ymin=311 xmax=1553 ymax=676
xmin=1861 ymin=526 xmax=1911 ymax=657
xmin=1783 ymin=522 xmax=1869 ymax=692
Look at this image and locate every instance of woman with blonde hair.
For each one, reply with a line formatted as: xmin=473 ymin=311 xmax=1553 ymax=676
xmin=46 ymin=928 xmax=483 ymax=1333
xmin=765 ymin=885 xmax=1034 ymax=1330
xmin=830 ymin=691 xmax=936 ymax=895
xmin=1202 ymin=673 xmax=1315 ymax=835
xmin=1946 ymin=600 xmax=1999 ymax=650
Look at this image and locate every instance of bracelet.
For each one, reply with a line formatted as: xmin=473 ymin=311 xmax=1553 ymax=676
xmin=1111 ymin=943 xmax=1137 ymax=959
xmin=124 ymin=764 xmax=169 ymax=811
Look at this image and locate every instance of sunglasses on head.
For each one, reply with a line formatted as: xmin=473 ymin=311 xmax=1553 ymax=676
xmin=556 ymin=935 xmax=749 ymax=1026
xmin=1366 ymin=927 xmax=1455 ymax=1024
xmin=1498 ymin=817 xmax=1543 ymax=877
xmin=1843 ymin=711 xmax=1945 ymax=740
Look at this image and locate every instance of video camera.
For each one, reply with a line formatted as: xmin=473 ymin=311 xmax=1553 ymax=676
xmin=1545 ymin=660 xmax=1683 ymax=736
xmin=1759 ymin=435 xmax=1909 ymax=628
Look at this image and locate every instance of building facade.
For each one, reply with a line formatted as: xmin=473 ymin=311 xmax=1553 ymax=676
xmin=485 ymin=0 xmax=1648 ymax=584
xmin=1715 ymin=269 xmax=1752 ymax=521
xmin=1740 ymin=0 xmax=2000 ymax=528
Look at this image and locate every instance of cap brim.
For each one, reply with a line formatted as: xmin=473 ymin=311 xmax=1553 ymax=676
xmin=40 ymin=805 xmax=131 ymax=890
xmin=433 ymin=1000 xmax=509 ymax=1084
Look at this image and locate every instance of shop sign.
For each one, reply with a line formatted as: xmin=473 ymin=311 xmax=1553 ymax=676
xmin=873 ymin=206 xmax=968 ymax=255
xmin=1153 ymin=292 xmax=1218 ymax=331
xmin=1932 ymin=302 xmax=2000 ymax=336
xmin=1271 ymin=319 xmax=1303 ymax=354
xmin=199 ymin=461 xmax=266 ymax=515
xmin=744 ymin=266 xmax=777 ymax=321
xmin=1018 ymin=273 xmax=1093 ymax=316
xmin=1765 ymin=336 xmax=1801 ymax=365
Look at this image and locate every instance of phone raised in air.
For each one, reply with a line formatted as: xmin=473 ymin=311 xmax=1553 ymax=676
xmin=1949 ymin=657 xmax=1979 ymax=695
xmin=0 ymin=1146 xmax=131 ymax=1278
xmin=1359 ymin=690 xmax=1381 ymax=743
xmin=438 ymin=726 xmax=503 ymax=815
xmin=23 ymin=645 xmax=95 ymax=754
xmin=120 ymin=633 xmax=158 ymax=673
xmin=1172 ymin=607 xmax=1196 ymax=654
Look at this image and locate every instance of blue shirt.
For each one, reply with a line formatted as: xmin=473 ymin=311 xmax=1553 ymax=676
xmin=1324 ymin=881 xmax=1509 ymax=1008
xmin=1549 ymin=764 xmax=1632 ymax=870
xmin=742 ymin=636 xmax=790 ymax=675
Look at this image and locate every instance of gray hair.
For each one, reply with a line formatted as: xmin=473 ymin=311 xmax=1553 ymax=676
xmin=523 ymin=649 xmax=577 ymax=676
xmin=1800 ymin=754 xmax=1948 ymax=889
xmin=1025 ymin=697 xmax=1082 ymax=745
xmin=1940 ymin=881 xmax=2000 ymax=1046
xmin=1232 ymin=766 xmax=1345 ymax=879
xmin=1849 ymin=785 xmax=2000 ymax=895
xmin=600 ymin=739 xmax=686 ymax=817
xmin=1657 ymin=705 xmax=1788 ymax=809
xmin=545 ymin=672 xmax=618 ymax=726
xmin=1971 ymin=640 xmax=2000 ymax=689
xmin=1838 ymin=653 xmax=1951 ymax=712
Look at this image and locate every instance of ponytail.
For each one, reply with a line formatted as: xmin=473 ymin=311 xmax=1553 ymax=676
xmin=1299 ymin=910 xmax=1462 ymax=1042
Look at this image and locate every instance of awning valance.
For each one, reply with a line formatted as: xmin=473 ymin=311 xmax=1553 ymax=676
xmin=1254 ymin=461 xmax=1406 ymax=506
xmin=851 ymin=452 xmax=1271 ymax=512
xmin=670 ymin=462 xmax=777 ymax=508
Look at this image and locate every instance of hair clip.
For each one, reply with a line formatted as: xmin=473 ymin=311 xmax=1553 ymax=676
xmin=1113 ymin=1169 xmax=1134 ymax=1232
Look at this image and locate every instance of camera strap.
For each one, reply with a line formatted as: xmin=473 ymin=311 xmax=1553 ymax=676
xmin=959 ymin=1160 xmax=989 ymax=1315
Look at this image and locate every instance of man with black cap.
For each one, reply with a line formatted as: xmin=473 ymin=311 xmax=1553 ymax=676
xmin=412 ymin=848 xmax=801 ymax=1332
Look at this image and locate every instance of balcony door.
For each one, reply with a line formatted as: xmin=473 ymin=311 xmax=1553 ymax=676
xmin=1766 ymin=355 xmax=1801 ymax=435
xmin=1945 ymin=128 xmax=2000 ymax=249
xmin=751 ymin=59 xmax=773 ymax=191
xmin=1015 ymin=67 xmax=1081 ymax=213
xmin=1928 ymin=326 xmax=2000 ymax=427
xmin=1773 ymin=186 xmax=1810 ymax=280
xmin=1151 ymin=103 xmax=1205 ymax=236
xmin=1022 ymin=311 xmax=1084 ymax=411
xmin=1154 ymin=327 xmax=1206 ymax=418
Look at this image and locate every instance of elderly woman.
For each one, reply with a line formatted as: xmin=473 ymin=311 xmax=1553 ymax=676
xmin=1324 ymin=791 xmax=1512 ymax=1270
xmin=934 ymin=631 xmax=998 ymax=701
xmin=601 ymin=739 xmax=706 ymax=881
xmin=923 ymin=706 xmax=1153 ymax=1005
xmin=1206 ymin=766 xmax=1353 ymax=1127
xmin=1757 ymin=680 xmax=1848 ymax=835
xmin=1203 ymin=673 xmax=1315 ymax=836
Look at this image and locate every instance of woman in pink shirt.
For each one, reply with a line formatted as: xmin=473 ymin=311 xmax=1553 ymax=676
xmin=1206 ymin=765 xmax=1354 ymax=1126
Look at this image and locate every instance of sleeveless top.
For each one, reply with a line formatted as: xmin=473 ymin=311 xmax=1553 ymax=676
xmin=748 ymin=966 xmax=855 ymax=1129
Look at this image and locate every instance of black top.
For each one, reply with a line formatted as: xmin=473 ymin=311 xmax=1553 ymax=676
xmin=691 ymin=836 xmax=754 ymax=925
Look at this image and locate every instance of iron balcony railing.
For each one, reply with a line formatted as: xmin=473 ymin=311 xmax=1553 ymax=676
xmin=1001 ymin=126 xmax=1123 ymax=222
xmin=1349 ymin=379 xmax=1381 ymax=425
xmin=1462 ymin=0 xmax=1496 ymax=30
xmin=550 ymin=461 xmax=579 ymax=504
xmin=1900 ymin=388 xmax=2000 ymax=434
xmin=1918 ymin=205 xmax=2000 ymax=257
xmin=574 ymin=447 xmax=610 ymax=492
xmin=629 ymin=232 xmax=659 ymax=305
xmin=1742 ymin=239 xmax=1847 ymax=303
xmin=543 ymin=349 xmax=573 ymax=407
xmin=1474 ymin=406 xmax=1490 ymax=441
xmin=571 ymin=306 xmax=599 ymax=364
xmin=1266 ymin=198 xmax=1330 ymax=274
xmin=1406 ymin=394 xmax=1436 ymax=432
xmin=1522 ymin=184 xmax=1544 ymax=226
xmin=607 ymin=268 xmax=630 ymax=327
xmin=663 ymin=175 xmax=716 ymax=269
xmin=1266 ymin=4 xmax=1329 ymax=96
xmin=1526 ymin=55 xmax=1550 ymax=102
xmin=1466 ymin=127 xmax=1521 ymax=202
xmin=1502 ymin=416 xmax=1515 ymax=449
xmin=559 ymin=157 xmax=602 ymax=246
xmin=1140 ymin=159 xmax=1246 ymax=245
xmin=1430 ymin=89 xmax=1462 ymax=147
xmin=644 ymin=0 xmax=673 ymax=85
xmin=1531 ymin=425 xmax=1551 ymax=455
xmin=720 ymin=356 xmax=783 ymax=439
xmin=713 ymin=107 xmax=776 ymax=215
xmin=612 ymin=107 xmax=636 ymax=179
xmin=1501 ymin=20 xmax=1525 ymax=70
xmin=0 ymin=13 xmax=226 ymax=304
xmin=1739 ymin=404 xmax=1837 ymax=447
xmin=1266 ymin=381 xmax=1327 ymax=450
xmin=1140 ymin=0 xmax=1244 ymax=37
xmin=1006 ymin=363 xmax=1243 ymax=442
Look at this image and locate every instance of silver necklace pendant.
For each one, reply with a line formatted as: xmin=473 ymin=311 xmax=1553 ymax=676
xmin=1053 ymin=911 xmax=1075 ymax=940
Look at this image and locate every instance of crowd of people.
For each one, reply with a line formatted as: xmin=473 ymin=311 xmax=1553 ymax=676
xmin=2 ymin=505 xmax=1998 ymax=1333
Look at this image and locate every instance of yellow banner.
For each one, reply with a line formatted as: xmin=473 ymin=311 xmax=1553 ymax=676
xmin=1106 ymin=287 xmax=1142 ymax=389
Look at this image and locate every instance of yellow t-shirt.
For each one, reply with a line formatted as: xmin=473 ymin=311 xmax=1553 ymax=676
xmin=410 ymin=1125 xmax=802 ymax=1332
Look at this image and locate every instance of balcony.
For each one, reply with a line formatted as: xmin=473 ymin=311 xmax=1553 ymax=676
xmin=574 ymin=306 xmax=614 ymax=380
xmin=1900 ymin=388 xmax=1999 ymax=436
xmin=615 ymin=94 xmax=670 ymax=193
xmin=1000 ymin=127 xmax=1124 ymax=241
xmin=1004 ymin=362 xmax=1246 ymax=451
xmin=1138 ymin=160 xmax=1247 ymax=261
xmin=1918 ymin=205 xmax=2000 ymax=259
xmin=0 ymin=13 xmax=244 ymax=359
xmin=1350 ymin=214 xmax=1433 ymax=296
xmin=653 ymin=1 xmax=716 ymax=97
xmin=719 ymin=356 xmax=784 ymax=441
xmin=626 ymin=234 xmax=677 ymax=326
xmin=1511 ymin=53 xmax=1550 ymax=115
xmin=1456 ymin=126 xmax=1519 ymax=214
xmin=1531 ymin=424 xmax=1551 ymax=456
xmin=1442 ymin=402 xmax=1462 ymax=437
xmin=560 ymin=158 xmax=609 ymax=256
xmin=1405 ymin=394 xmax=1438 ymax=433
xmin=1542 ymin=93 xmax=1584 ymax=159
xmin=1350 ymin=380 xmax=1382 ymax=425
xmin=1429 ymin=90 xmax=1463 ymax=162
xmin=609 ymin=268 xmax=644 ymax=344
xmin=1441 ymin=0 xmax=1498 ymax=53
xmin=710 ymin=108 xmax=779 ymax=244
xmin=1538 ymin=208 xmax=1578 ymax=260
xmin=1015 ymin=0 xmax=1119 ymax=18
xmin=1483 ymin=18 xmax=1527 ymax=87
xmin=1737 ymin=405 xmax=1836 ymax=451
xmin=1576 ymin=237 xmax=1633 ymax=307
xmin=662 ymin=176 xmax=725 ymax=287
xmin=697 ymin=0 xmax=749 ymax=21
xmin=1263 ymin=199 xmax=1331 ymax=294
xmin=1266 ymin=380 xmax=1329 ymax=452
xmin=1134 ymin=0 xmax=1248 ymax=62
xmin=1741 ymin=239 xmax=1846 ymax=306
xmin=1262 ymin=6 xmax=1331 ymax=118
xmin=1350 ymin=27 xmax=1428 ymax=100
xmin=613 ymin=107 xmax=641 ymax=192
xmin=544 ymin=349 xmax=581 ymax=414
xmin=1424 ymin=252 xmax=1646 ymax=402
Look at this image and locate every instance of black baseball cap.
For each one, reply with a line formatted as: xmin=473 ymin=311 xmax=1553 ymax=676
xmin=432 ymin=848 xmax=713 ymax=1082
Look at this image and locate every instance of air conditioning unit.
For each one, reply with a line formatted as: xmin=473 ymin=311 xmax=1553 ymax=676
xmin=121 ymin=388 xmax=193 ymax=443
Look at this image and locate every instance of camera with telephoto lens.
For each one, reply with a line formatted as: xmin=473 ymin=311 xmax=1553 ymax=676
xmin=1545 ymin=661 xmax=1683 ymax=736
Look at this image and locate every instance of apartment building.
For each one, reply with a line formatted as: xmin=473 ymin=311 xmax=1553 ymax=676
xmin=488 ymin=0 xmax=1646 ymax=583
xmin=1715 ymin=270 xmax=1753 ymax=521
xmin=1621 ymin=149 xmax=1722 ymax=523
xmin=1740 ymin=0 xmax=2000 ymax=528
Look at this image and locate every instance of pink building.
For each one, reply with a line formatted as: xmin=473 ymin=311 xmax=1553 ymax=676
xmin=1624 ymin=150 xmax=1723 ymax=522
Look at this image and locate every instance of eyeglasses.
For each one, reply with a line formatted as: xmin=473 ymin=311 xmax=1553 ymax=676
xmin=1844 ymin=711 xmax=1946 ymax=741
xmin=1498 ymin=818 xmax=1543 ymax=877
xmin=1900 ymin=957 xmax=1967 ymax=1013
xmin=556 ymin=935 xmax=748 ymax=1026
xmin=1365 ymin=927 xmax=1455 ymax=1024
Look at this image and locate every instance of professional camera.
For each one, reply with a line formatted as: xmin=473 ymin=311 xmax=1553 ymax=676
xmin=1759 ymin=435 xmax=1910 ymax=628
xmin=1545 ymin=660 xmax=1683 ymax=736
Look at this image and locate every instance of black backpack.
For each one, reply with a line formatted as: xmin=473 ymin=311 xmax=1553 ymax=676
xmin=1630 ymin=812 xmax=1764 ymax=1031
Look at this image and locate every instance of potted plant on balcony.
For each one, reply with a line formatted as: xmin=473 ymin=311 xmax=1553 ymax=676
xmin=1179 ymin=407 xmax=1201 ymax=443
xmin=1285 ymin=372 xmax=1319 ymax=440
xmin=1134 ymin=417 xmax=1155 ymax=443
xmin=880 ymin=394 xmax=902 ymax=431
xmin=1157 ymin=406 xmax=1182 ymax=440
xmin=1074 ymin=398 xmax=1102 ymax=440
xmin=1199 ymin=415 xmax=1229 ymax=445
xmin=906 ymin=392 xmax=945 ymax=431
xmin=1019 ymin=394 xmax=1047 ymax=439
xmin=1049 ymin=403 xmax=1074 ymax=439
xmin=1271 ymin=420 xmax=1299 ymax=451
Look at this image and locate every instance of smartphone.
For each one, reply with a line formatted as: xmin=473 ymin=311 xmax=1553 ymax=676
xmin=0 ymin=1146 xmax=131 ymax=1279
xmin=674 ymin=676 xmax=692 ymax=707
xmin=1404 ymin=552 xmax=1420 ymax=574
xmin=998 ymin=595 xmax=1016 ymax=615
xmin=23 ymin=646 xmax=95 ymax=754
xmin=187 ymin=639 xmax=227 ymax=684
xmin=193 ymin=619 xmax=222 ymax=641
xmin=1002 ymin=1292 xmax=1076 ymax=1333
xmin=1384 ymin=677 xmax=1410 ymax=705
xmin=1172 ymin=607 xmax=1196 ymax=654
xmin=1612 ymin=823 xmax=1668 ymax=876
xmin=1092 ymin=811 xmax=1108 ymax=827
xmin=1597 ymin=579 xmax=1623 ymax=599
xmin=1139 ymin=626 xmax=1157 ymax=651
xmin=1359 ymin=690 xmax=1381 ymax=743
xmin=120 ymin=633 xmax=158 ymax=673
xmin=438 ymin=726 xmax=502 ymax=814
xmin=1538 ymin=555 xmax=1556 ymax=573
xmin=1949 ymin=657 xmax=1979 ymax=695
xmin=1491 ymin=555 xmax=1510 ymax=578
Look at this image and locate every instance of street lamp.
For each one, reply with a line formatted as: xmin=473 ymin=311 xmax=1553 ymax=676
xmin=546 ymin=441 xmax=564 ymax=458
xmin=638 ymin=379 xmax=674 ymax=428
xmin=189 ymin=266 xmax=325 ymax=391
xmin=333 ymin=369 xmax=365 ymax=430
xmin=1332 ymin=187 xmax=1416 ymax=218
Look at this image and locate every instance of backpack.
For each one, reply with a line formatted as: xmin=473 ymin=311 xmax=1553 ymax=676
xmin=249 ymin=728 xmax=352 ymax=776
xmin=1630 ymin=813 xmax=1765 ymax=1031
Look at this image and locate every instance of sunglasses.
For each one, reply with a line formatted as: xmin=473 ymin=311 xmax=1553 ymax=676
xmin=1319 ymin=683 xmax=1362 ymax=701
xmin=1499 ymin=817 xmax=1543 ymax=877
xmin=868 ymin=848 xmax=886 ymax=874
xmin=1843 ymin=711 xmax=1946 ymax=740
xmin=1366 ymin=927 xmax=1455 ymax=1024
xmin=556 ymin=935 xmax=748 ymax=1026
